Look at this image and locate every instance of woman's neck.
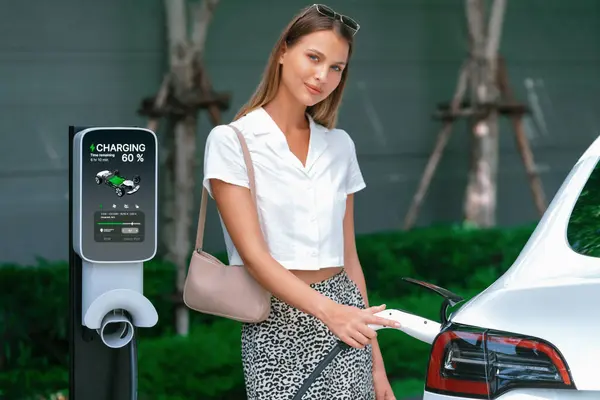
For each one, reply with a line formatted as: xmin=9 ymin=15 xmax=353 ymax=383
xmin=263 ymin=86 xmax=309 ymax=136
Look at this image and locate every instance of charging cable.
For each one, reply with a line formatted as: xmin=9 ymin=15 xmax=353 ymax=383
xmin=129 ymin=327 xmax=138 ymax=400
xmin=291 ymin=341 xmax=350 ymax=400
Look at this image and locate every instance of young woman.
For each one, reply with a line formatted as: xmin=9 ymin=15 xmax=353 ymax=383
xmin=202 ymin=4 xmax=399 ymax=399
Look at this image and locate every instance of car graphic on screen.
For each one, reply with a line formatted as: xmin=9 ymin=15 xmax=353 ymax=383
xmin=95 ymin=170 xmax=140 ymax=197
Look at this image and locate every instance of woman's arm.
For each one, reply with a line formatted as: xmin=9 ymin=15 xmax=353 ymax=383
xmin=342 ymin=194 xmax=387 ymax=369
xmin=210 ymin=176 xmax=399 ymax=348
xmin=210 ymin=179 xmax=336 ymax=319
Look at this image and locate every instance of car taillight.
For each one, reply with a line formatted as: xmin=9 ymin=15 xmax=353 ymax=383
xmin=425 ymin=325 xmax=575 ymax=399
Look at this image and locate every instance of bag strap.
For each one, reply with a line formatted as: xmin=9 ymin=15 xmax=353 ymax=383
xmin=195 ymin=124 xmax=257 ymax=251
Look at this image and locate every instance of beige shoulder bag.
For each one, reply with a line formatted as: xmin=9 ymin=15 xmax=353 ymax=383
xmin=182 ymin=124 xmax=272 ymax=323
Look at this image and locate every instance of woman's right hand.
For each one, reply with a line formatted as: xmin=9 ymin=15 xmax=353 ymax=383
xmin=321 ymin=303 xmax=401 ymax=349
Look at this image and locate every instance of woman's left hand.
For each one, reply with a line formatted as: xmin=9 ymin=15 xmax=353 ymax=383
xmin=373 ymin=366 xmax=396 ymax=400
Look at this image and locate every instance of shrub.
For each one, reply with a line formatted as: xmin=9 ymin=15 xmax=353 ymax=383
xmin=137 ymin=320 xmax=245 ymax=399
xmin=0 ymin=367 xmax=67 ymax=399
xmin=357 ymin=224 xmax=534 ymax=299
xmin=0 ymin=224 xmax=536 ymax=399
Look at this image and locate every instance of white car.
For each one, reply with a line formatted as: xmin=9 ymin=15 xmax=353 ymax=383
xmin=381 ymin=137 xmax=600 ymax=399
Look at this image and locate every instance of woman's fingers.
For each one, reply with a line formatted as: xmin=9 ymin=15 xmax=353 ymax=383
xmin=356 ymin=323 xmax=378 ymax=341
xmin=367 ymin=314 xmax=401 ymax=329
xmin=350 ymin=328 xmax=372 ymax=346
xmin=365 ymin=304 xmax=400 ymax=327
xmin=342 ymin=335 xmax=363 ymax=349
xmin=365 ymin=304 xmax=386 ymax=313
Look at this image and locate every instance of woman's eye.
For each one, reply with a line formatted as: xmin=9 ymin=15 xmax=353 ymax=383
xmin=308 ymin=54 xmax=319 ymax=62
xmin=331 ymin=65 xmax=342 ymax=72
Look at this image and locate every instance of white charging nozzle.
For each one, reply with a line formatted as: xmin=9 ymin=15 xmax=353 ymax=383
xmin=369 ymin=309 xmax=442 ymax=344
xmin=97 ymin=309 xmax=135 ymax=348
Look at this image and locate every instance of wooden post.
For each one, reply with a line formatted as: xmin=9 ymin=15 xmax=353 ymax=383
xmin=403 ymin=61 xmax=471 ymax=230
xmin=158 ymin=0 xmax=222 ymax=336
xmin=497 ymin=57 xmax=547 ymax=216
xmin=463 ymin=0 xmax=506 ymax=227
xmin=403 ymin=0 xmax=545 ymax=230
xmin=146 ymin=74 xmax=171 ymax=133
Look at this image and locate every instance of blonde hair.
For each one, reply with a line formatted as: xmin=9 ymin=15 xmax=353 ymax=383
xmin=233 ymin=5 xmax=355 ymax=129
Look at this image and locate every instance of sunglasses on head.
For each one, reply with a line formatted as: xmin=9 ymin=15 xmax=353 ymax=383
xmin=311 ymin=4 xmax=360 ymax=35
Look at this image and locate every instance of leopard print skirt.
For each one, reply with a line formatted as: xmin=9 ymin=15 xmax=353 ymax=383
xmin=241 ymin=269 xmax=376 ymax=400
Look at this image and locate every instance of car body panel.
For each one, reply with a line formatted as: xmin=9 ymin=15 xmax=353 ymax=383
xmin=450 ymin=281 xmax=600 ymax=391
xmin=448 ymin=146 xmax=600 ymax=391
xmin=124 ymin=181 xmax=139 ymax=194
xmin=97 ymin=170 xmax=112 ymax=177
xmin=424 ymin=388 xmax=600 ymax=400
xmin=417 ymin=137 xmax=600 ymax=398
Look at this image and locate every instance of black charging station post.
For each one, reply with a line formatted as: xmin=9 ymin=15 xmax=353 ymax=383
xmin=69 ymin=125 xmax=152 ymax=400
xmin=69 ymin=124 xmax=158 ymax=399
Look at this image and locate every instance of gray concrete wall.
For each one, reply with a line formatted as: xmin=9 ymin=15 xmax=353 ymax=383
xmin=0 ymin=0 xmax=166 ymax=263
xmin=1 ymin=0 xmax=599 ymax=264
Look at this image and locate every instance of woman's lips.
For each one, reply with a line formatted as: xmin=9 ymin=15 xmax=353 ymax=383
xmin=305 ymin=83 xmax=322 ymax=95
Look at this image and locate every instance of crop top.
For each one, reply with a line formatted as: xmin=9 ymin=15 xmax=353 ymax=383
xmin=202 ymin=107 xmax=366 ymax=270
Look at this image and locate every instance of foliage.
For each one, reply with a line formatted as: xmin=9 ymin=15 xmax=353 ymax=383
xmin=0 ymin=367 xmax=67 ymax=399
xmin=357 ymin=223 xmax=534 ymax=299
xmin=567 ymin=161 xmax=600 ymax=257
xmin=390 ymin=378 xmax=426 ymax=398
xmin=0 ymin=224 xmax=536 ymax=399
xmin=136 ymin=320 xmax=246 ymax=399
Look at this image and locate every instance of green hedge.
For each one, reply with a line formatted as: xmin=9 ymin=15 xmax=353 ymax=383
xmin=0 ymin=224 xmax=536 ymax=399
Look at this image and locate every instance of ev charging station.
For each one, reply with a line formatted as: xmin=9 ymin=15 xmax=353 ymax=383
xmin=69 ymin=126 xmax=159 ymax=400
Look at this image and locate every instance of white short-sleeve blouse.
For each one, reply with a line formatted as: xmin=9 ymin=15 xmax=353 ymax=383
xmin=202 ymin=107 xmax=366 ymax=270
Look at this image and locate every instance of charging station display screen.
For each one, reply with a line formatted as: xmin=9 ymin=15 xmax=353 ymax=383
xmin=80 ymin=128 xmax=157 ymax=261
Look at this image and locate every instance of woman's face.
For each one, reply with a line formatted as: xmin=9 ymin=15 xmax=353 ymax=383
xmin=279 ymin=30 xmax=350 ymax=107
